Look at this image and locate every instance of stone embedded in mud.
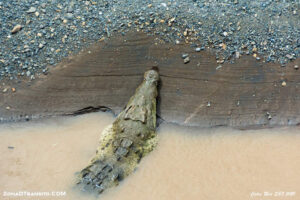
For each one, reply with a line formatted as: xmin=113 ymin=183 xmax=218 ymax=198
xmin=76 ymin=69 xmax=159 ymax=195
xmin=183 ymin=57 xmax=190 ymax=64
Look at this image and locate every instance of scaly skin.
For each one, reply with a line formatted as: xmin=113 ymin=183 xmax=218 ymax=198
xmin=76 ymin=69 xmax=159 ymax=194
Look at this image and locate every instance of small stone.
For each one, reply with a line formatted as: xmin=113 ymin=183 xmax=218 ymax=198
xmin=42 ymin=68 xmax=48 ymax=74
xmin=182 ymin=53 xmax=189 ymax=59
xmin=67 ymin=6 xmax=74 ymax=13
xmin=26 ymin=71 xmax=31 ymax=77
xmin=281 ymin=81 xmax=287 ymax=87
xmin=63 ymin=19 xmax=68 ymax=24
xmin=266 ymin=112 xmax=272 ymax=120
xmin=11 ymin=88 xmax=16 ymax=92
xmin=6 ymin=106 xmax=10 ymax=110
xmin=217 ymin=59 xmax=224 ymax=64
xmin=286 ymin=54 xmax=294 ymax=60
xmin=35 ymin=11 xmax=40 ymax=17
xmin=39 ymin=43 xmax=44 ymax=49
xmin=183 ymin=57 xmax=190 ymax=64
xmin=161 ymin=3 xmax=167 ymax=7
xmin=221 ymin=43 xmax=227 ymax=50
xmin=207 ymin=102 xmax=211 ymax=107
xmin=66 ymin=13 xmax=73 ymax=20
xmin=183 ymin=29 xmax=188 ymax=37
xmin=195 ymin=47 xmax=201 ymax=52
xmin=3 ymin=88 xmax=8 ymax=93
xmin=27 ymin=7 xmax=36 ymax=13
xmin=294 ymin=65 xmax=299 ymax=70
xmin=147 ymin=4 xmax=152 ymax=8
xmin=223 ymin=32 xmax=228 ymax=37
xmin=216 ymin=65 xmax=222 ymax=70
xmin=11 ymin=24 xmax=22 ymax=34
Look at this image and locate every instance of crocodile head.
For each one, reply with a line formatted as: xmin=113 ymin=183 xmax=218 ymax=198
xmin=144 ymin=69 xmax=159 ymax=85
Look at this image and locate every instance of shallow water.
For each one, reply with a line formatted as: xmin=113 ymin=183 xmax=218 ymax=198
xmin=0 ymin=112 xmax=299 ymax=200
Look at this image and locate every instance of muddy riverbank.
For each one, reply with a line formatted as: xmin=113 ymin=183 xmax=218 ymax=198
xmin=1 ymin=31 xmax=300 ymax=129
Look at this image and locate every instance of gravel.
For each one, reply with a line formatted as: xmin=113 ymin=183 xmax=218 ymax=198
xmin=0 ymin=0 xmax=299 ymax=81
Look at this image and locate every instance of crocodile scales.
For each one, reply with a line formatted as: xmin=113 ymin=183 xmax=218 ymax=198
xmin=76 ymin=69 xmax=159 ymax=194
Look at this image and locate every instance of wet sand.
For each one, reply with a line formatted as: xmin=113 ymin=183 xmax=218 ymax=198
xmin=0 ymin=112 xmax=299 ymax=200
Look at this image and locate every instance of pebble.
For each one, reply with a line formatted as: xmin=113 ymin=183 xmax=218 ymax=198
xmin=11 ymin=24 xmax=22 ymax=34
xmin=66 ymin=13 xmax=74 ymax=20
xmin=183 ymin=29 xmax=188 ymax=37
xmin=294 ymin=65 xmax=299 ymax=70
xmin=27 ymin=7 xmax=36 ymax=13
xmin=207 ymin=102 xmax=211 ymax=107
xmin=182 ymin=53 xmax=189 ymax=59
xmin=183 ymin=57 xmax=190 ymax=64
xmin=266 ymin=112 xmax=272 ymax=120
xmin=2 ymin=88 xmax=8 ymax=93
xmin=216 ymin=65 xmax=222 ymax=70
xmin=281 ymin=81 xmax=287 ymax=87
xmin=286 ymin=54 xmax=294 ymax=60
xmin=195 ymin=47 xmax=201 ymax=52
xmin=41 ymin=3 xmax=47 ymax=8
xmin=161 ymin=3 xmax=167 ymax=8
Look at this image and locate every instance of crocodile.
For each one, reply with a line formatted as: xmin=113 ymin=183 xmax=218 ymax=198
xmin=76 ymin=69 xmax=159 ymax=194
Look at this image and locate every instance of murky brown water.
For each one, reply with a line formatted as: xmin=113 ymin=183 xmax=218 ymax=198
xmin=0 ymin=112 xmax=299 ymax=200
